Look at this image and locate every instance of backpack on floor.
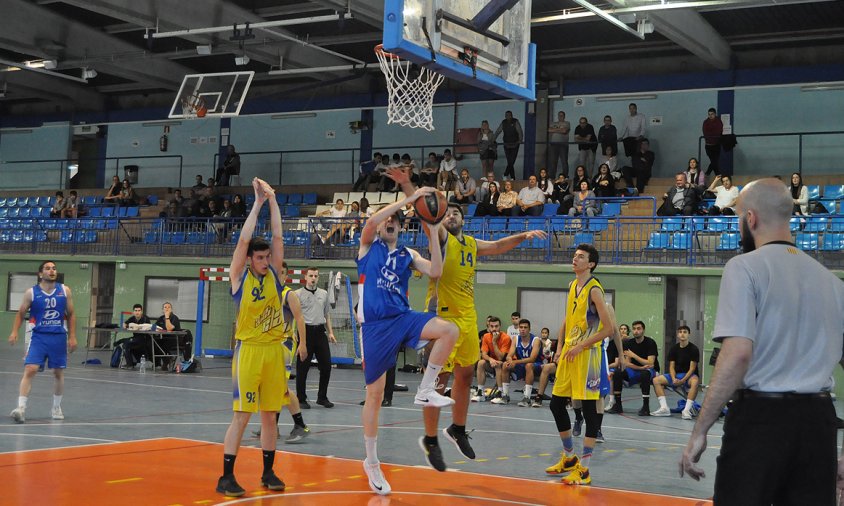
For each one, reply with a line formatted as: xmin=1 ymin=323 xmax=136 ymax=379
xmin=179 ymin=358 xmax=201 ymax=373
xmin=110 ymin=345 xmax=123 ymax=368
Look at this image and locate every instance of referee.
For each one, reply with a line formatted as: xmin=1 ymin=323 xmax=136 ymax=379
xmin=295 ymin=267 xmax=337 ymax=409
xmin=679 ymin=178 xmax=844 ymax=505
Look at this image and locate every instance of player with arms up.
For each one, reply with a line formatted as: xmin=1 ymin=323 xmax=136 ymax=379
xmin=216 ymin=178 xmax=288 ymax=497
xmin=9 ymin=260 xmax=77 ymax=423
xmin=357 ymin=186 xmax=458 ymax=495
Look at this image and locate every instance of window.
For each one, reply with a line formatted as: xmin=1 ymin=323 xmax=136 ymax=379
xmin=144 ymin=277 xmax=209 ymax=322
xmin=6 ymin=272 xmax=65 ymax=312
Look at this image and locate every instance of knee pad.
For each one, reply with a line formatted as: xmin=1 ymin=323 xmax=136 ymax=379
xmin=550 ymin=395 xmax=571 ymax=433
xmin=581 ymin=400 xmax=602 ymax=438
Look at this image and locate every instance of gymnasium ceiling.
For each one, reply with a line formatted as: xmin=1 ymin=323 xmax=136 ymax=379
xmin=1 ymin=0 xmax=843 ymax=116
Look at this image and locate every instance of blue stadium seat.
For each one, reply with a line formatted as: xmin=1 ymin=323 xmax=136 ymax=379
xmin=147 ymin=195 xmax=159 ymax=205
xmin=245 ymin=195 xmax=256 ymax=206
xmin=302 ymin=193 xmax=318 ymax=205
xmin=0 ymin=198 xmax=6 ymax=207
xmin=670 ymin=232 xmax=692 ymax=250
xmin=803 ymin=216 xmax=828 ymax=232
xmin=588 ymin=217 xmax=609 ymax=232
xmin=829 ymin=218 xmax=844 ymax=232
xmin=526 ymin=219 xmax=546 ymax=232
xmin=645 ymin=231 xmax=670 ymax=249
xmin=795 ymin=232 xmax=819 ymax=251
xmin=572 ymin=232 xmax=594 ymax=246
xmin=823 ymin=185 xmax=844 ymax=201
xmin=38 ymin=196 xmax=50 ymax=207
xmin=550 ymin=216 xmax=572 ymax=232
xmin=275 ymin=193 xmax=288 ymax=205
xmin=89 ymin=207 xmax=102 ymax=217
xmin=19 ymin=208 xmax=32 ymax=218
xmin=806 ymin=185 xmax=820 ymax=200
xmin=467 ymin=203 xmax=478 ymax=216
xmin=814 ymin=199 xmax=836 ymax=214
xmin=126 ymin=207 xmax=140 ymax=218
xmin=543 ymin=203 xmax=559 ymax=216
xmin=101 ymin=207 xmax=115 ymax=217
xmin=821 ymin=233 xmax=844 ymax=251
xmin=7 ymin=208 xmax=20 ymax=218
xmin=716 ymin=231 xmax=741 ymax=250
xmin=601 ymin=202 xmax=622 ymax=216
xmin=284 ymin=205 xmax=300 ymax=218
xmin=143 ymin=232 xmax=160 ymax=244
xmin=6 ymin=198 xmax=18 ymax=207
xmin=660 ymin=218 xmax=685 ymax=231
xmin=287 ymin=193 xmax=303 ymax=205
xmin=82 ymin=196 xmax=98 ymax=206
xmin=118 ymin=207 xmax=128 ymax=217
xmin=0 ymin=209 xmax=8 ymax=218
xmin=509 ymin=218 xmax=528 ymax=232
xmin=789 ymin=217 xmax=801 ymax=232
xmin=463 ymin=217 xmax=482 ymax=234
xmin=60 ymin=230 xmax=73 ymax=242
xmin=487 ymin=217 xmax=508 ymax=232
xmin=85 ymin=231 xmax=98 ymax=243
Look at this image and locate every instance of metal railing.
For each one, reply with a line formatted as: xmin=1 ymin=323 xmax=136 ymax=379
xmin=0 ymin=155 xmax=185 ymax=190
xmin=1 ymin=215 xmax=842 ymax=268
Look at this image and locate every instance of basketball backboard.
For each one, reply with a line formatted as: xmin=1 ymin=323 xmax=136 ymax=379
xmin=168 ymin=71 xmax=254 ymax=119
xmin=382 ymin=0 xmax=535 ymax=102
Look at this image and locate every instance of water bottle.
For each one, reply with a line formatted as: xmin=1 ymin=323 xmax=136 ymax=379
xmin=139 ymin=355 xmax=146 ymax=374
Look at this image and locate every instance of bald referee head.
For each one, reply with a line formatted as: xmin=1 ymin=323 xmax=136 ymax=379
xmin=736 ymin=178 xmax=793 ymax=253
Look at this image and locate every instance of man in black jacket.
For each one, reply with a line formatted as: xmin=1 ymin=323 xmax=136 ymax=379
xmin=657 ymin=173 xmax=702 ymax=216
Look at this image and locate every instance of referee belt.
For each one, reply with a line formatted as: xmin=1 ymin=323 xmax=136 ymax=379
xmin=736 ymin=389 xmax=830 ymax=400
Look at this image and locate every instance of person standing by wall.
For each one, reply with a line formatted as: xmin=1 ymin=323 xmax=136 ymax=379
xmin=702 ymin=108 xmax=723 ymax=176
xmin=494 ymin=111 xmax=524 ymax=181
xmin=295 ymin=268 xmax=337 ymax=409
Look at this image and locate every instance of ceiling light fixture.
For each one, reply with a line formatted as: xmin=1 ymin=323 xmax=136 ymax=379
xmin=196 ymin=45 xmax=212 ymax=55
xmin=82 ymin=68 xmax=98 ymax=79
xmin=234 ymin=55 xmax=250 ymax=66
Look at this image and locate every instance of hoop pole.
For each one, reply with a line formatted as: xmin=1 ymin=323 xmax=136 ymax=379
xmin=195 ymin=278 xmax=207 ymax=356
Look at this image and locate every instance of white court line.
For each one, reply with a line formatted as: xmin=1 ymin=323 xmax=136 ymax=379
xmin=224 ymin=490 xmax=544 ymax=505
xmin=0 ymin=436 xmax=191 ymax=455
xmin=0 ymin=433 xmax=117 ymax=444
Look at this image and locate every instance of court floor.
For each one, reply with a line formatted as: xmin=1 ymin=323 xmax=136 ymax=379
xmin=0 ymin=346 xmax=814 ymax=505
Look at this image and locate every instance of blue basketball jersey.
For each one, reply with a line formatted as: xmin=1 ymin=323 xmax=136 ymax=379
xmin=515 ymin=335 xmax=542 ymax=364
xmin=30 ymin=283 xmax=68 ymax=334
xmin=357 ymin=238 xmax=414 ymax=322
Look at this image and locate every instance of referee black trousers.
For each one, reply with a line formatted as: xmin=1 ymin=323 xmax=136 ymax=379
xmin=296 ymin=324 xmax=332 ymax=402
xmin=714 ymin=392 xmax=836 ymax=506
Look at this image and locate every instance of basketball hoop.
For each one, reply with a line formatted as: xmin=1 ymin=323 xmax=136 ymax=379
xmin=181 ymin=93 xmax=207 ymax=119
xmin=375 ymin=44 xmax=445 ymax=131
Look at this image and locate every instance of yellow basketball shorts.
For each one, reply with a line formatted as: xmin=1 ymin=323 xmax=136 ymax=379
xmin=232 ymin=340 xmax=289 ymax=413
xmin=441 ymin=313 xmax=480 ymax=373
xmin=552 ymin=342 xmax=603 ymax=401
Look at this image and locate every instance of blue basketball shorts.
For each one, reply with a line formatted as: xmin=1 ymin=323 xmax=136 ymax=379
xmin=361 ymin=311 xmax=435 ymax=385
xmin=25 ymin=332 xmax=68 ymax=369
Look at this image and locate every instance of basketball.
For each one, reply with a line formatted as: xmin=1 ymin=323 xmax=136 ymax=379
xmin=414 ymin=191 xmax=448 ymax=225
xmin=196 ymin=105 xmax=208 ymax=118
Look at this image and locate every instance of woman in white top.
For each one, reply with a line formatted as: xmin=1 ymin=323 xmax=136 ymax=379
xmin=478 ymin=120 xmax=497 ymax=174
xmin=790 ymin=172 xmax=810 ymax=215
xmin=319 ymin=199 xmax=349 ymax=243
xmin=537 ymin=167 xmax=554 ymax=200
xmin=597 ymin=145 xmax=619 ymax=181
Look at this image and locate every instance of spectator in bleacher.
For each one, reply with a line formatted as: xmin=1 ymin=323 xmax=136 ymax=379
xmin=450 ymin=168 xmax=477 ymax=205
xmin=353 ymin=152 xmax=380 ymax=191
xmin=702 ymin=108 xmax=723 ymax=176
xmin=592 ymin=163 xmax=616 ymax=199
xmin=478 ymin=120 xmax=497 ymax=175
xmin=223 ymin=145 xmax=241 ymax=186
xmin=358 ymin=197 xmax=373 ymax=218
xmin=685 ymin=158 xmax=706 ymax=186
xmin=50 ymin=192 xmax=66 ymax=218
xmin=569 ymin=180 xmax=598 ymax=217
xmin=620 ymin=103 xmax=646 ymax=159
xmin=497 ymin=180 xmax=518 ymax=215
xmin=598 ymin=145 xmax=620 ymax=182
xmin=192 ymin=174 xmax=206 ymax=191
xmin=706 ymin=175 xmax=739 ymax=216
xmin=161 ymin=201 xmax=183 ymax=219
xmin=200 ymin=177 xmax=218 ymax=203
xmin=494 ymin=111 xmax=524 ymax=181
xmin=119 ymin=179 xmax=137 ymax=207
xmin=650 ymin=325 xmax=701 ymax=419
xmin=607 ymin=320 xmax=658 ymax=416
xmin=657 ymin=173 xmax=699 ymax=216
xmin=420 ymin=152 xmax=439 ymax=187
xmin=399 ymin=153 xmax=419 ymax=185
xmin=185 ymin=190 xmax=202 ymax=218
xmin=231 ymin=194 xmax=246 ymax=218
xmin=374 ymin=154 xmax=392 ymax=192
xmin=169 ymin=189 xmax=185 ymax=207
xmin=437 ymin=149 xmax=457 ymax=191
xmin=476 ymin=169 xmax=498 ymax=203
xmin=548 ymin=111 xmax=570 ymax=178
xmin=598 ymin=115 xmax=618 ymax=157
xmin=206 ymin=199 xmax=222 ymax=218
xmin=104 ymin=175 xmax=122 ymax=204
xmin=514 ymin=175 xmax=545 ymax=216
xmin=552 ymin=173 xmax=573 ymax=211
xmin=537 ymin=168 xmax=554 ymax=202
xmin=622 ymin=139 xmax=655 ymax=195
xmin=790 ymin=172 xmax=810 ymax=215
xmin=574 ymin=117 xmax=598 ymax=172
xmin=62 ymin=191 xmax=79 ymax=218
xmin=572 ymin=164 xmax=590 ymax=190
xmin=319 ymin=199 xmax=347 ymax=219
xmin=322 ymin=200 xmax=358 ymax=244
xmin=474 ymin=182 xmax=500 ymax=217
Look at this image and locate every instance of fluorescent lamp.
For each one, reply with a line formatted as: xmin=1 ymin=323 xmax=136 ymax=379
xmin=235 ymin=55 xmax=250 ymax=66
xmin=82 ymin=68 xmax=97 ymax=79
xmin=196 ymin=45 xmax=212 ymax=55
xmin=595 ymin=94 xmax=657 ymax=102
xmin=800 ymin=84 xmax=844 ymax=92
xmin=270 ymin=113 xmax=317 ymax=120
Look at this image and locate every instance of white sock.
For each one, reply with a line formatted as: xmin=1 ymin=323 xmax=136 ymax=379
xmin=524 ymin=385 xmax=533 ymax=398
xmin=420 ymin=362 xmax=443 ymax=391
xmin=658 ymin=395 xmax=668 ymax=409
xmin=53 ymin=395 xmax=63 ymax=409
xmin=502 ymin=383 xmax=510 ymax=396
xmin=684 ymin=399 xmax=694 ymax=411
xmin=364 ymin=436 xmax=378 ymax=464
xmin=18 ymin=396 xmax=28 ymax=409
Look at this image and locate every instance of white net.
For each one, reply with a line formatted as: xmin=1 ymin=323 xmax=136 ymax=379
xmin=375 ymin=45 xmax=445 ymax=131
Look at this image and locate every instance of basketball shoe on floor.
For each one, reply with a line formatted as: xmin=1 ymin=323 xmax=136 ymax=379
xmin=286 ymin=425 xmax=310 ymax=443
xmin=562 ymin=464 xmax=591 ymax=485
xmin=595 ymin=430 xmax=605 ymax=443
xmin=545 ymin=452 xmax=579 ymax=475
xmin=216 ymin=474 xmax=246 ymax=497
xmin=51 ymin=407 xmax=64 ymax=420
xmin=261 ymin=471 xmax=286 ymax=491
xmin=364 ymin=460 xmax=391 ymax=495
xmin=491 ymin=394 xmax=510 ymax=405
xmin=414 ymin=387 xmax=455 ymax=408
xmin=10 ymin=407 xmax=25 ymax=424
xmin=651 ymin=406 xmax=671 ymax=417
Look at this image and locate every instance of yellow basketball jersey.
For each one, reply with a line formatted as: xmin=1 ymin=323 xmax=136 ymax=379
xmin=280 ymin=286 xmax=295 ymax=339
xmin=234 ymin=266 xmax=285 ymax=343
xmin=564 ymin=277 xmax=604 ymax=348
xmin=426 ymin=233 xmax=477 ymax=317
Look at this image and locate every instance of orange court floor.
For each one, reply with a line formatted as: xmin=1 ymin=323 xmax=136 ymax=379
xmin=3 ymin=437 xmax=711 ymax=506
